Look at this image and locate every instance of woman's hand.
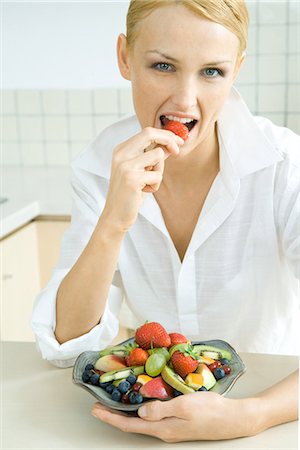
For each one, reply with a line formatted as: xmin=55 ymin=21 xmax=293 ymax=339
xmin=91 ymin=371 xmax=298 ymax=443
xmin=101 ymin=127 xmax=184 ymax=232
xmin=91 ymin=392 xmax=258 ymax=442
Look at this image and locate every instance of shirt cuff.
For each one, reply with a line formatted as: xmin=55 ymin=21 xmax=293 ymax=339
xmin=31 ymin=278 xmax=123 ymax=368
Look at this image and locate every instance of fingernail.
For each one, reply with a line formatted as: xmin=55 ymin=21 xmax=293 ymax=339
xmin=138 ymin=406 xmax=147 ymax=418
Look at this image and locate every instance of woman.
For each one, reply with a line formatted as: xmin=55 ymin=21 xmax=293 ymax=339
xmin=31 ymin=0 xmax=299 ymax=442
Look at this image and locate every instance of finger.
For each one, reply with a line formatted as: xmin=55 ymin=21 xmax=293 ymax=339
xmin=117 ymin=128 xmax=183 ymax=159
xmin=144 ymin=157 xmax=164 ymax=192
xmin=92 ymin=402 xmax=170 ymax=437
xmin=131 ymin=147 xmax=166 ymax=170
xmin=92 ymin=402 xmax=129 ymax=417
xmin=137 ymin=397 xmax=188 ymax=421
xmin=144 ymin=129 xmax=185 ymax=149
xmin=140 ymin=170 xmax=163 ymax=192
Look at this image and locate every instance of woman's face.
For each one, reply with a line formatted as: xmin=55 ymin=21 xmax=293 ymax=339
xmin=118 ymin=4 xmax=244 ymax=154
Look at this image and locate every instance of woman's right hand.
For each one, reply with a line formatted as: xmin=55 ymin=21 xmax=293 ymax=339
xmin=101 ymin=127 xmax=184 ymax=232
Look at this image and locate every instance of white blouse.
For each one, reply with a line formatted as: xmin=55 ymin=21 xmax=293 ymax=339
xmin=31 ymin=88 xmax=300 ymax=367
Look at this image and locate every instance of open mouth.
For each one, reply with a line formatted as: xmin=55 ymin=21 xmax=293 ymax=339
xmin=160 ymin=115 xmax=198 ymax=132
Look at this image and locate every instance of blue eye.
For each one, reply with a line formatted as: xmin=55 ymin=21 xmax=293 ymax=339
xmin=203 ymin=68 xmax=222 ymax=78
xmin=153 ymin=62 xmax=174 ymax=72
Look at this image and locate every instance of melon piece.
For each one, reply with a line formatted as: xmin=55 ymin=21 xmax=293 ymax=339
xmin=137 ymin=374 xmax=153 ymax=385
xmin=195 ymin=363 xmax=217 ymax=390
xmin=185 ymin=373 xmax=204 ymax=390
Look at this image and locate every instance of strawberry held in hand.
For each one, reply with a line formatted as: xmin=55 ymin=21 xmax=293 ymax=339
xmin=171 ymin=347 xmax=199 ymax=378
xmin=135 ymin=322 xmax=171 ymax=350
xmin=163 ymin=120 xmax=189 ymax=141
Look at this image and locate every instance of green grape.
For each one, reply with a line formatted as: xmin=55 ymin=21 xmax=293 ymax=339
xmin=148 ymin=347 xmax=171 ymax=362
xmin=145 ymin=353 xmax=166 ymax=377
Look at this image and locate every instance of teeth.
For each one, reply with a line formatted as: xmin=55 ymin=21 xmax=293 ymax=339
xmin=165 ymin=115 xmax=195 ymax=124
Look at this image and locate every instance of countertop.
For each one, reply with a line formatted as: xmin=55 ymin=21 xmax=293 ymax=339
xmin=2 ymin=342 xmax=298 ymax=449
xmin=1 ymin=166 xmax=71 ymax=239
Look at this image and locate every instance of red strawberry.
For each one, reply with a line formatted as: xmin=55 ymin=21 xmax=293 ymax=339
xmin=169 ymin=332 xmax=189 ymax=346
xmin=125 ymin=348 xmax=149 ymax=367
xmin=135 ymin=322 xmax=171 ymax=350
xmin=171 ymin=348 xmax=199 ymax=378
xmin=163 ymin=120 xmax=189 ymax=141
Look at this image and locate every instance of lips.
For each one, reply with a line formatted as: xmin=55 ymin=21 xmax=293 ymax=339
xmin=160 ymin=115 xmax=198 ymax=132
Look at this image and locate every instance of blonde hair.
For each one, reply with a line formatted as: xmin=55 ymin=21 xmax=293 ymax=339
xmin=126 ymin=0 xmax=249 ymax=55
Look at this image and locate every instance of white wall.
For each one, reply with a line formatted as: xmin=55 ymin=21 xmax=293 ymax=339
xmin=3 ymin=1 xmax=130 ymax=89
xmin=2 ymin=0 xmax=299 ymax=167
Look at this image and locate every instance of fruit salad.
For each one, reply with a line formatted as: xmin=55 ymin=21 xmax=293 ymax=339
xmin=81 ymin=322 xmax=233 ymax=406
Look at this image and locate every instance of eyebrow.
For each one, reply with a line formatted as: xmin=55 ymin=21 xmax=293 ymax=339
xmin=145 ymin=50 xmax=179 ymax=63
xmin=145 ymin=50 xmax=233 ymax=65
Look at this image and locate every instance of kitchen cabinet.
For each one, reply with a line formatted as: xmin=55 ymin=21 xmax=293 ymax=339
xmin=1 ymin=222 xmax=40 ymax=341
xmin=1 ymin=219 xmax=70 ymax=342
xmin=1 ymin=218 xmax=132 ymax=343
xmin=35 ymin=219 xmax=70 ymax=288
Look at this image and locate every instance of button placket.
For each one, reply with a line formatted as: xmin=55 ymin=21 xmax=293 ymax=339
xmin=176 ymin=254 xmax=199 ymax=336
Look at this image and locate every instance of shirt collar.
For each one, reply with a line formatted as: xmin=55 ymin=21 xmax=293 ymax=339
xmin=218 ymin=87 xmax=283 ymax=178
xmin=73 ymin=87 xmax=283 ymax=180
xmin=72 ymin=115 xmax=141 ymax=178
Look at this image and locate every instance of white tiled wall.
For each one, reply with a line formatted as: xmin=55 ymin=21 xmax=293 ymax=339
xmin=2 ymin=1 xmax=299 ymax=167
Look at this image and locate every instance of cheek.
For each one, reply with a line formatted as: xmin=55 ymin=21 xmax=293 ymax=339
xmin=201 ymin=82 xmax=232 ymax=112
xmin=131 ymin=73 xmax=154 ymax=104
xmin=131 ymin=80 xmax=158 ymax=126
xmin=131 ymin=72 xmax=164 ymax=115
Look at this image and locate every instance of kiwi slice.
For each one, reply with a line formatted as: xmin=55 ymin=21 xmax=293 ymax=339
xmin=161 ymin=366 xmax=194 ymax=394
xmin=100 ymin=365 xmax=144 ymax=383
xmin=192 ymin=344 xmax=232 ymax=361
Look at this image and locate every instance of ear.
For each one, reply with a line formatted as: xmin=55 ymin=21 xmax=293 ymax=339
xmin=117 ymin=33 xmax=131 ymax=81
xmin=232 ymin=52 xmax=246 ymax=82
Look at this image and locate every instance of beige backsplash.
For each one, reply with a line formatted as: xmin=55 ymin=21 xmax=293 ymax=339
xmin=2 ymin=1 xmax=299 ymax=167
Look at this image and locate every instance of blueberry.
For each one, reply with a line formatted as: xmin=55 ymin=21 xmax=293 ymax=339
xmin=128 ymin=392 xmax=137 ymax=404
xmin=82 ymin=370 xmax=92 ymax=383
xmin=220 ymin=358 xmax=230 ymax=366
xmin=111 ymin=388 xmax=122 ymax=402
xmin=135 ymin=393 xmax=143 ymax=404
xmin=105 ymin=384 xmax=115 ymax=394
xmin=129 ymin=392 xmax=143 ymax=404
xmin=213 ymin=367 xmax=226 ymax=380
xmin=174 ymin=389 xmax=183 ymax=397
xmin=90 ymin=373 xmax=100 ymax=385
xmin=126 ymin=375 xmax=137 ymax=385
xmin=99 ymin=381 xmax=111 ymax=389
xmin=118 ymin=380 xmax=131 ymax=394
xmin=85 ymin=363 xmax=94 ymax=371
xmin=198 ymin=386 xmax=208 ymax=391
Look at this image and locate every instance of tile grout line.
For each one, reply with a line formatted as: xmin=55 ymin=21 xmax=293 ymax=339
xmin=283 ymin=0 xmax=290 ymax=128
xmin=65 ymin=90 xmax=72 ymax=164
xmin=91 ymin=89 xmax=97 ymax=147
xmin=14 ymin=90 xmax=23 ymax=167
xmin=39 ymin=90 xmax=47 ymax=167
xmin=254 ymin=0 xmax=259 ymax=116
xmin=117 ymin=88 xmax=122 ymax=118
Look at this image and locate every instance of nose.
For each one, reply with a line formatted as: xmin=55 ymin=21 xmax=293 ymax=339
xmin=170 ymin=77 xmax=198 ymax=111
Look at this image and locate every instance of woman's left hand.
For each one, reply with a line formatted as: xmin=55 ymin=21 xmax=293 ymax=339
xmin=91 ymin=391 xmax=258 ymax=442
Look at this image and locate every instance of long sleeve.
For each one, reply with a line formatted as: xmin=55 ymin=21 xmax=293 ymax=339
xmin=31 ymin=165 xmax=124 ymax=367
